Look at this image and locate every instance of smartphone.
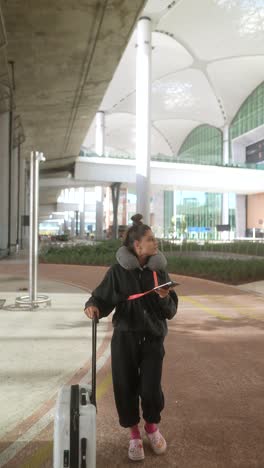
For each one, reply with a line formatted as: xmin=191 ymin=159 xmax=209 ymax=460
xmin=153 ymin=280 xmax=180 ymax=291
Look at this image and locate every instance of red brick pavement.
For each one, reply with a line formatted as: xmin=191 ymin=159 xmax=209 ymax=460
xmin=0 ymin=262 xmax=263 ymax=468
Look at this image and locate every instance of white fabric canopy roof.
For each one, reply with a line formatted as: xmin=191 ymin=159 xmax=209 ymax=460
xmin=83 ymin=0 xmax=264 ymax=157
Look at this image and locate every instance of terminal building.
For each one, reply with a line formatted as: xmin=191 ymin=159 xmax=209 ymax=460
xmin=1 ymin=0 xmax=264 ymax=254
xmin=0 ymin=2 xmax=264 ymax=468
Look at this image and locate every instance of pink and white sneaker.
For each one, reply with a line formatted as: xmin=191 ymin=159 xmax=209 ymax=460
xmin=145 ymin=428 xmax=167 ymax=455
xmin=128 ymin=438 xmax=145 ymax=461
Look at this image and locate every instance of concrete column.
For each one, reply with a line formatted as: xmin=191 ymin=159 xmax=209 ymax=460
xmin=136 ymin=16 xmax=152 ymax=224
xmin=18 ymin=154 xmax=27 ymax=249
xmin=236 ymin=195 xmax=246 ymax=238
xmin=63 ymin=210 xmax=70 ymax=235
xmin=95 ymin=111 xmax=105 ymax=157
xmin=95 ymin=187 xmax=103 ymax=241
xmin=151 ymin=190 xmax=164 ymax=238
xmin=232 ymin=138 xmax=247 ymax=239
xmin=222 ymin=125 xmax=229 ymax=240
xmin=111 ymin=182 xmax=121 ymax=240
xmin=121 ymin=188 xmax=127 ymax=225
xmin=79 ymin=212 xmax=85 ymax=238
xmin=22 ymin=162 xmax=30 ymax=249
xmin=173 ymin=190 xmax=177 ymax=238
xmin=0 ymin=112 xmax=10 ymax=254
xmin=105 ymin=187 xmax=111 ymax=231
xmin=164 ymin=190 xmax=174 ymax=238
xmin=17 ymin=147 xmax=25 ymax=249
xmin=63 ymin=219 xmax=69 ymax=234
xmin=223 ymin=124 xmax=229 ymax=166
xmin=70 ymin=218 xmax=75 ymax=237
xmin=10 ymin=146 xmax=18 ymax=249
xmin=232 ymin=140 xmax=246 ymax=164
xmin=222 ymin=192 xmax=229 ymax=226
xmin=75 ymin=210 xmax=79 ymax=236
xmin=95 ymin=111 xmax=105 ymax=240
xmin=79 ymin=187 xmax=85 ymax=238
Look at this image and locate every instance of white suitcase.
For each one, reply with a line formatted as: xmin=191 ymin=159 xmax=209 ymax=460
xmin=53 ymin=318 xmax=98 ymax=468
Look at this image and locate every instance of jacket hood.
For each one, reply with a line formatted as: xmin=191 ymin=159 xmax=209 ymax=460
xmin=116 ymin=246 xmax=167 ymax=271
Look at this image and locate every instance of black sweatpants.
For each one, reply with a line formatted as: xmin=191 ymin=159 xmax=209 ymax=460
xmin=111 ymin=329 xmax=165 ymax=428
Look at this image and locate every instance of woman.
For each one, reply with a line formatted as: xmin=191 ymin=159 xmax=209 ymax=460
xmin=84 ymin=214 xmax=178 ymax=461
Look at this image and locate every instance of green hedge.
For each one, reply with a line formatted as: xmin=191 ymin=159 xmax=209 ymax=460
xmin=39 ymin=240 xmax=121 ymax=266
xmin=159 ymin=240 xmax=264 ymax=256
xmin=166 ymin=256 xmax=264 ymax=284
xmin=40 ymin=240 xmax=264 ymax=285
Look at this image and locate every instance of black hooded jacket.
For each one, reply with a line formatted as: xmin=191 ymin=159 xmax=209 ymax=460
xmin=85 ymin=247 xmax=178 ymax=336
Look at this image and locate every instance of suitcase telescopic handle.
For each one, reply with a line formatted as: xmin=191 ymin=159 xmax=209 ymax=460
xmin=91 ymin=316 xmax=98 ymax=408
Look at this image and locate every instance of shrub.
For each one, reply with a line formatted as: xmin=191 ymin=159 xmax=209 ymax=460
xmin=40 ymin=239 xmax=264 ymax=284
xmin=167 ymin=256 xmax=264 ymax=284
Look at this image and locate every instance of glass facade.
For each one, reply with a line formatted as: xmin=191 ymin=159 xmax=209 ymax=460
xmin=162 ymin=125 xmax=224 ymax=239
xmin=178 ymin=125 xmax=223 ymax=164
xmin=163 ymin=191 xmax=237 ymax=240
xmin=163 ymin=191 xmax=222 ymax=240
xmin=81 ymin=85 xmax=264 ymax=239
xmin=231 ymin=81 xmax=264 ymax=140
xmin=164 ymin=191 xmax=174 ymax=237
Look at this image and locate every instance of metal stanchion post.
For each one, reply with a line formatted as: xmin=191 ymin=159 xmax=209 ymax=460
xmin=33 ymin=151 xmax=39 ymax=301
xmin=29 ymin=150 xmax=34 ymax=302
xmin=16 ymin=151 xmax=51 ymax=310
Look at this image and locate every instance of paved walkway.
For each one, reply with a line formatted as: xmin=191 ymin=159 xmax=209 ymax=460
xmin=0 ymin=259 xmax=263 ymax=467
xmin=237 ymin=279 xmax=264 ymax=296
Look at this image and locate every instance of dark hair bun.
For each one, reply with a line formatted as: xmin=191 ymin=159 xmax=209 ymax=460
xmin=131 ymin=213 xmax=143 ymax=226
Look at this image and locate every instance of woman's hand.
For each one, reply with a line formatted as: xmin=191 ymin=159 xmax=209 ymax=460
xmin=155 ymin=287 xmax=170 ymax=299
xmin=84 ymin=306 xmax=100 ymax=319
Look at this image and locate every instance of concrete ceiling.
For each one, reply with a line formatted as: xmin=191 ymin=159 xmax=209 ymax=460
xmin=0 ymin=13 xmax=11 ymax=115
xmin=1 ymin=0 xmax=146 ymax=162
